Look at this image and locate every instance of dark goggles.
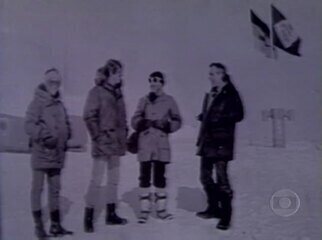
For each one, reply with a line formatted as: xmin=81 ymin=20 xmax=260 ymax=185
xmin=149 ymin=77 xmax=164 ymax=84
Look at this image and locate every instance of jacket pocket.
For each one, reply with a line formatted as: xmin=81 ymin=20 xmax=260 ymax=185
xmin=33 ymin=142 xmax=58 ymax=161
xmin=215 ymin=145 xmax=231 ymax=159
xmin=158 ymin=134 xmax=170 ymax=149
xmin=96 ymin=129 xmax=119 ymax=154
xmin=99 ymin=129 xmax=117 ymax=144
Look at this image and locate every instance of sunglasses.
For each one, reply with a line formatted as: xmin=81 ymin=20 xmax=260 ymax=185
xmin=149 ymin=77 xmax=164 ymax=83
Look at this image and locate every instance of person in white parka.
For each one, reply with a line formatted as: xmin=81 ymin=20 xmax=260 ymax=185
xmin=131 ymin=71 xmax=182 ymax=223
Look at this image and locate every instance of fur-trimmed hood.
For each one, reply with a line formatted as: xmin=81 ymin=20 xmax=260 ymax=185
xmin=34 ymin=83 xmax=61 ymax=106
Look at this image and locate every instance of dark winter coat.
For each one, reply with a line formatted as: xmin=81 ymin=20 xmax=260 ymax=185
xmin=25 ymin=84 xmax=71 ymax=169
xmin=196 ymin=82 xmax=244 ymax=160
xmin=131 ymin=93 xmax=182 ymax=163
xmin=83 ymin=83 xmax=127 ymax=158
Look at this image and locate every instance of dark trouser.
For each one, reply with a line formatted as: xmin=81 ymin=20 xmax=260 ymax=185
xmin=139 ymin=161 xmax=169 ymax=215
xmin=139 ymin=161 xmax=167 ymax=188
xmin=31 ymin=168 xmax=61 ymax=211
xmin=200 ymin=157 xmax=233 ymax=197
xmin=200 ymin=157 xmax=233 ymax=224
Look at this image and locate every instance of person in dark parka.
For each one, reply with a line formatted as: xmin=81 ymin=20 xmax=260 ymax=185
xmin=25 ymin=68 xmax=73 ymax=239
xmin=83 ymin=60 xmax=128 ymax=233
xmin=196 ymin=63 xmax=244 ymax=230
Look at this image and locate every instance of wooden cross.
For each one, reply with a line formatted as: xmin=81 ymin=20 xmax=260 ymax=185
xmin=262 ymin=108 xmax=294 ymax=148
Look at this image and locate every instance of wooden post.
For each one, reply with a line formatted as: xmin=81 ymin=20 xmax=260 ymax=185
xmin=271 ymin=108 xmax=285 ymax=147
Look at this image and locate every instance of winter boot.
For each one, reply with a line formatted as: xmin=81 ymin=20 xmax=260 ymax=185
xmin=155 ymin=192 xmax=173 ymax=220
xmin=196 ymin=205 xmax=221 ymax=219
xmin=138 ymin=193 xmax=152 ymax=224
xmin=216 ymin=192 xmax=232 ymax=230
xmin=32 ymin=210 xmax=50 ymax=240
xmin=49 ymin=210 xmax=74 ymax=237
xmin=84 ymin=207 xmax=94 ymax=233
xmin=197 ymin=184 xmax=221 ymax=219
xmin=105 ymin=203 xmax=128 ymax=225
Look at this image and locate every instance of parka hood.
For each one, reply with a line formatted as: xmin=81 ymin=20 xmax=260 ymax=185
xmin=34 ymin=83 xmax=61 ymax=106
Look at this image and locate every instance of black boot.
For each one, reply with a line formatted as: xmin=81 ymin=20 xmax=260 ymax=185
xmin=197 ymin=184 xmax=221 ymax=219
xmin=105 ymin=203 xmax=128 ymax=225
xmin=49 ymin=210 xmax=74 ymax=237
xmin=32 ymin=210 xmax=50 ymax=239
xmin=196 ymin=205 xmax=221 ymax=219
xmin=216 ymin=192 xmax=232 ymax=230
xmin=84 ymin=207 xmax=94 ymax=233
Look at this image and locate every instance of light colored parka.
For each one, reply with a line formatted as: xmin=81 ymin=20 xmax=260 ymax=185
xmin=131 ymin=93 xmax=182 ymax=163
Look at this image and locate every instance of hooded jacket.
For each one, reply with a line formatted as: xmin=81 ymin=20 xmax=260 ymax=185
xmin=25 ymin=84 xmax=71 ymax=169
xmin=83 ymin=81 xmax=128 ymax=158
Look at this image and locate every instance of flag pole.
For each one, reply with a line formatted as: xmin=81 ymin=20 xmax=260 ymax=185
xmin=269 ymin=1 xmax=277 ymax=59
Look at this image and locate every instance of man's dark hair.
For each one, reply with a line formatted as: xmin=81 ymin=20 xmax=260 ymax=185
xmin=209 ymin=62 xmax=226 ymax=72
xmin=209 ymin=62 xmax=230 ymax=82
xmin=103 ymin=59 xmax=123 ymax=78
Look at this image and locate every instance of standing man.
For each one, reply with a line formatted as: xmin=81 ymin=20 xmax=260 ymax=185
xmin=196 ymin=63 xmax=244 ymax=230
xmin=83 ymin=59 xmax=128 ymax=233
xmin=25 ymin=68 xmax=73 ymax=239
xmin=131 ymin=71 xmax=182 ymax=223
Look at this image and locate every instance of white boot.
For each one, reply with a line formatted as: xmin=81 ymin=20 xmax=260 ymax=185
xmin=138 ymin=193 xmax=152 ymax=224
xmin=155 ymin=191 xmax=173 ymax=220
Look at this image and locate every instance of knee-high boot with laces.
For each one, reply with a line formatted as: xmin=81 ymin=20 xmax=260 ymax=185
xmin=155 ymin=191 xmax=173 ymax=220
xmin=138 ymin=193 xmax=152 ymax=224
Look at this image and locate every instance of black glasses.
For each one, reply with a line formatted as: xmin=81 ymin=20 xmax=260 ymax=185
xmin=149 ymin=77 xmax=164 ymax=83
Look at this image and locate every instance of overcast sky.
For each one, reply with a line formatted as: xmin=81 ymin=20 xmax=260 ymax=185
xmin=0 ymin=0 xmax=321 ymax=143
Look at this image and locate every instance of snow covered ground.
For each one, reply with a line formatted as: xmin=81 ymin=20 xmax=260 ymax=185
xmin=1 ymin=131 xmax=321 ymax=240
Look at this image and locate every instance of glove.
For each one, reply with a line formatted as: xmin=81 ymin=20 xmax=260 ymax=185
xmin=137 ymin=119 xmax=153 ymax=132
xmin=42 ymin=135 xmax=58 ymax=149
xmin=152 ymin=120 xmax=171 ymax=133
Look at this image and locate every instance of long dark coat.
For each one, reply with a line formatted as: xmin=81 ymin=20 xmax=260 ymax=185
xmin=196 ymin=82 xmax=244 ymax=160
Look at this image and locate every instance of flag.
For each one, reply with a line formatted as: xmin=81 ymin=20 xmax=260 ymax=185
xmin=250 ymin=10 xmax=274 ymax=58
xmin=271 ymin=5 xmax=301 ymax=56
